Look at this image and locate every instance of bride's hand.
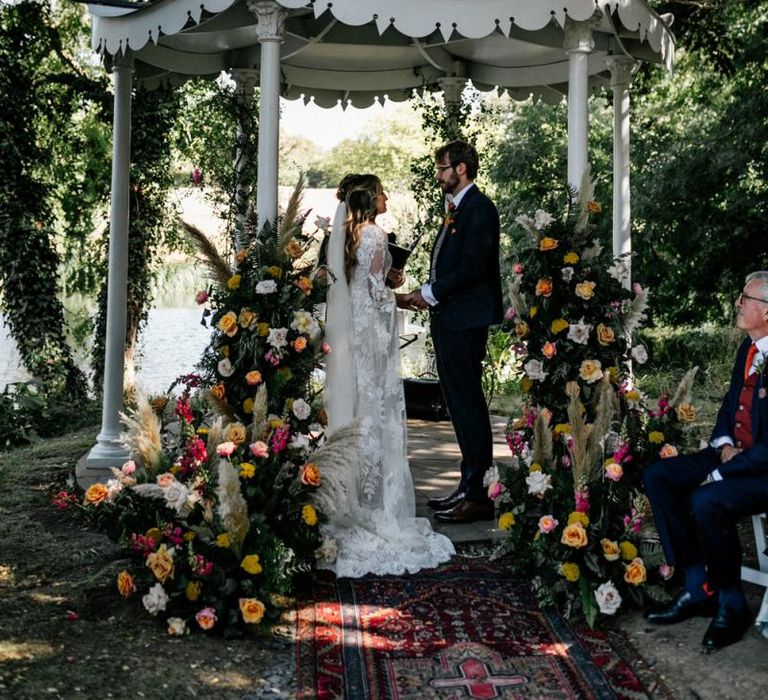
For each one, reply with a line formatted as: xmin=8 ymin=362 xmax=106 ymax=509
xmin=387 ymin=267 xmax=405 ymax=288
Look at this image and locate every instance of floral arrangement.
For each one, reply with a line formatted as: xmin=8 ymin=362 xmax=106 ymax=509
xmin=59 ymin=182 xmax=345 ymax=635
xmin=490 ymin=180 xmax=698 ymax=625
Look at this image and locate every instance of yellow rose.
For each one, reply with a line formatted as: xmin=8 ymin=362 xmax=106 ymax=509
xmin=257 ymin=322 xmax=270 ymax=337
xmin=241 ymin=554 xmax=263 ymax=575
xmin=498 ymin=512 xmax=515 ymax=530
xmin=676 ymin=403 xmax=697 ymax=422
xmin=529 ymin=305 xmax=538 ymax=318
xmin=601 ymin=538 xmax=620 ymax=561
xmin=648 ymin=431 xmax=665 ymax=444
xmin=567 ymin=511 xmax=590 ymax=527
xmin=561 ymin=522 xmax=588 ymax=548
xmin=659 ymin=443 xmax=679 ymax=459
xmin=239 ymin=308 xmax=258 ymax=328
xmin=227 ymin=274 xmax=241 ymax=290
xmin=535 ymin=278 xmax=553 ymax=297
xmin=563 ymin=252 xmax=579 ymax=264
xmin=186 ymin=581 xmax=202 ymax=601
xmin=575 ymin=281 xmax=596 ymax=300
xmin=529 ymin=462 xmax=542 ymax=473
xmin=226 ymin=423 xmax=247 ymax=445
xmin=521 ymin=377 xmax=533 ymax=393
xmin=554 ymin=423 xmax=571 ymax=435
xmin=239 ymin=462 xmax=256 ymax=479
xmin=239 ymin=598 xmax=266 ymax=624
xmin=539 ymin=237 xmax=559 ymax=251
xmin=302 ymin=504 xmax=318 ymax=526
xmin=300 ymin=462 xmax=322 ymax=487
xmin=625 ymin=390 xmax=641 ymax=402
xmin=624 ymin=557 xmax=647 ymax=586
xmin=561 ymin=562 xmax=581 ymax=582
xmin=216 ymin=533 xmax=231 ymax=548
xmin=266 ymin=265 xmax=283 ymax=279
xmin=619 ymin=541 xmax=638 ymax=561
xmin=243 ymin=398 xmax=254 ymax=414
xmin=116 ymin=570 xmax=136 ymax=598
xmin=551 ymin=318 xmax=569 ymax=334
xmin=146 ymin=544 xmax=175 ymax=583
xmin=217 ymin=311 xmax=238 ymax=337
xmin=84 ymin=483 xmax=109 ymax=505
xmin=596 ymin=323 xmax=616 ymax=346
xmin=515 ymin=321 xmax=529 ymax=339
xmin=587 ymin=200 xmax=602 ymax=214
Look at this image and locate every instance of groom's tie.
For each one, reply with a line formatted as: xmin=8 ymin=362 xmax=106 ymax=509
xmin=430 ymin=199 xmax=455 ymax=283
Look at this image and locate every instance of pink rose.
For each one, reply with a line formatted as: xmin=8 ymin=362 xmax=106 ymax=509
xmin=216 ymin=441 xmax=237 ymax=457
xmin=156 ymin=473 xmax=176 ymax=488
xmin=321 ymin=342 xmax=332 ymax=354
xmin=659 ymin=443 xmax=678 ymax=459
xmin=121 ymin=460 xmax=136 ymax=475
xmin=487 ymin=482 xmax=505 ymax=500
xmin=249 ymin=441 xmax=269 ymax=459
xmin=513 ymin=263 xmax=524 ymax=274
xmin=195 ymin=289 xmax=209 ymax=305
xmin=195 ymin=607 xmax=217 ymax=630
xmin=538 ymin=515 xmax=559 ymax=534
xmin=659 ymin=563 xmax=674 ymax=580
xmin=542 ymin=341 xmax=557 ymax=359
xmin=504 ymin=307 xmax=516 ymax=321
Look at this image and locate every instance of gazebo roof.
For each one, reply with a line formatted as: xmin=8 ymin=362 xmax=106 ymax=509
xmin=89 ymin=0 xmax=675 ymax=106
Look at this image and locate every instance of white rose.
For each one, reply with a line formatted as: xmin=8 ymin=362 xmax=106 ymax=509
xmin=483 ymin=465 xmax=501 ymax=487
xmin=163 ymin=481 xmax=191 ymax=514
xmin=292 ymin=398 xmax=311 ymax=420
xmin=594 ymin=580 xmax=622 ymax=615
xmin=525 ymin=471 xmax=553 ymax=496
xmin=567 ymin=318 xmax=592 ymax=345
xmin=579 ymin=359 xmax=604 ymax=384
xmin=255 ymin=280 xmax=277 ymax=294
xmin=631 ymin=345 xmax=648 ymax=365
xmin=142 ymin=583 xmax=169 ymax=616
xmin=267 ymin=327 xmax=289 ymax=348
xmin=291 ymin=310 xmax=320 ymax=339
xmin=561 ymin=266 xmax=574 ymax=282
xmin=217 ymin=358 xmax=234 ymax=377
xmin=105 ymin=478 xmax=123 ymax=501
xmin=524 ymin=359 xmax=548 ymax=382
xmin=167 ymin=617 xmax=188 ymax=636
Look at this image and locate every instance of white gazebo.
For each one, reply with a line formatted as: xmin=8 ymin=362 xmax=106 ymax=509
xmin=78 ymin=0 xmax=675 ymax=483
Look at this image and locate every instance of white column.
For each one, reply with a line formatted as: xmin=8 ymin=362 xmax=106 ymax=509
xmin=607 ymin=56 xmax=636 ymax=288
xmin=438 ymin=75 xmax=467 ymax=139
xmin=230 ymin=68 xmax=259 ymax=240
xmin=79 ymin=50 xmax=134 ymax=485
xmin=563 ymin=16 xmax=598 ymax=191
xmin=249 ymin=1 xmax=286 ymax=227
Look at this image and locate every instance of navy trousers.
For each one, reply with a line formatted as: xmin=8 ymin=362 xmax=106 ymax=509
xmin=643 ymin=448 xmax=768 ymax=588
xmin=430 ymin=314 xmax=492 ymax=503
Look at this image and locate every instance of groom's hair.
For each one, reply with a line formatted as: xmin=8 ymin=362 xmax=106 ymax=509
xmin=436 ymin=140 xmax=479 ymax=180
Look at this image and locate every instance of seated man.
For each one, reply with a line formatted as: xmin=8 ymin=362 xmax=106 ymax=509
xmin=642 ymin=271 xmax=768 ymax=650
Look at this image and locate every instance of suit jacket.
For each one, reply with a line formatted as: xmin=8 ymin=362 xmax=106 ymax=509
xmin=711 ymin=337 xmax=768 ymax=478
xmin=429 ymin=185 xmax=503 ymax=331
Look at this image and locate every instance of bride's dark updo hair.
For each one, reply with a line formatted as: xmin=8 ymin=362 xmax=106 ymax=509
xmin=343 ymin=174 xmax=382 ymax=282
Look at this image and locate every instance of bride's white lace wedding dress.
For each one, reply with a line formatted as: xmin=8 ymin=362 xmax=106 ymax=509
xmin=321 ymin=217 xmax=455 ymax=578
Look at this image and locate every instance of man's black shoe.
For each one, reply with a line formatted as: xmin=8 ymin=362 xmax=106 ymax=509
xmin=702 ymin=603 xmax=752 ymax=651
xmin=643 ymin=589 xmax=718 ymax=625
xmin=427 ymin=490 xmax=465 ymax=510
xmin=434 ymin=499 xmax=494 ymax=523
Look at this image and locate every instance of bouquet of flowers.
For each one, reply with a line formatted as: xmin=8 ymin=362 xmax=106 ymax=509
xmin=64 ymin=182 xmax=347 ymax=635
xmin=491 ymin=179 xmax=698 ymax=625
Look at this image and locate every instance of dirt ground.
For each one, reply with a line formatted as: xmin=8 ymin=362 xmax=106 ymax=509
xmin=1 ymin=426 xmax=767 ymax=699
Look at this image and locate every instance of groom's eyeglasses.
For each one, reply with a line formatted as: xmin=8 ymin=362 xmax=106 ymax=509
xmin=739 ymin=292 xmax=768 ymax=304
xmin=434 ymin=164 xmax=454 ymax=173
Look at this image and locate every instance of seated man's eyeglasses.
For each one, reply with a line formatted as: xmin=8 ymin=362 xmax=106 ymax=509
xmin=739 ymin=291 xmax=768 ymax=304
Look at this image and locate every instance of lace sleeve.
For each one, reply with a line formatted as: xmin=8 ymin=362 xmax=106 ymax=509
xmin=361 ymin=225 xmax=393 ymax=307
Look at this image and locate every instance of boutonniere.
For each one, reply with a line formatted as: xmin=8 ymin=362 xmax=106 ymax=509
xmin=443 ymin=210 xmax=456 ymax=228
xmin=755 ymin=354 xmax=767 ymax=377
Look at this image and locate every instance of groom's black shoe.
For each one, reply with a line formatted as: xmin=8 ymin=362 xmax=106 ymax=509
xmin=702 ymin=603 xmax=752 ymax=651
xmin=434 ymin=499 xmax=494 ymax=523
xmin=427 ymin=490 xmax=465 ymax=510
xmin=643 ymin=589 xmax=718 ymax=625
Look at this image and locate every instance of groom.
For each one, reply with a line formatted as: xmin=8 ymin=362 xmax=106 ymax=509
xmin=402 ymin=140 xmax=503 ymax=523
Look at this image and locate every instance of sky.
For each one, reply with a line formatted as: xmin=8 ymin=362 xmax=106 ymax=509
xmin=279 ymin=97 xmax=405 ymax=149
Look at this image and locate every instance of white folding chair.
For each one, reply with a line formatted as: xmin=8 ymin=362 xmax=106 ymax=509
xmin=741 ymin=513 xmax=768 ymax=638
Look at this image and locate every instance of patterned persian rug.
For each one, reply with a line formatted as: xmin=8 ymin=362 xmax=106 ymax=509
xmin=295 ymin=560 xmax=671 ymax=699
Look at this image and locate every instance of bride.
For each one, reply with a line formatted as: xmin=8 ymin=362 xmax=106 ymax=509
xmin=320 ymin=174 xmax=455 ymax=578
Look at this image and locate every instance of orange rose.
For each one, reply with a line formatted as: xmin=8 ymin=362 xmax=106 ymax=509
xmin=210 ymin=384 xmax=226 ymax=401
xmin=560 ymin=522 xmax=588 ymax=548
xmin=596 ymin=323 xmax=616 ymax=346
xmin=84 ymin=483 xmax=109 ymax=505
xmin=535 ymin=277 xmax=553 ymax=297
xmin=300 ymin=462 xmax=321 ymax=487
xmin=292 ymin=337 xmax=308 ymax=353
xmin=624 ymin=557 xmax=647 ymax=586
xmin=575 ymin=281 xmax=596 ymax=300
xmin=116 ymin=570 xmax=136 ymax=598
xmin=539 ymin=237 xmax=559 ymax=251
xmin=239 ymin=598 xmax=266 ymax=624
xmin=245 ymin=370 xmax=262 ymax=386
xmin=296 ymin=276 xmax=313 ymax=295
xmin=146 ymin=544 xmax=175 ymax=583
xmin=217 ymin=311 xmax=238 ymax=337
xmin=587 ymin=200 xmax=602 ymax=214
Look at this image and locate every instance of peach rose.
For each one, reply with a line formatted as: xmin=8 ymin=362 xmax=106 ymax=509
xmin=300 ymin=462 xmax=321 ymax=487
xmin=601 ymin=538 xmax=620 ymax=561
xmin=239 ymin=308 xmax=258 ymax=328
xmin=542 ymin=342 xmax=557 ymax=359
xmin=217 ymin=311 xmax=238 ymax=337
xmin=246 ymin=370 xmax=262 ymax=386
xmin=239 ymin=598 xmax=266 ymax=624
xmin=624 ymin=557 xmax=647 ymax=586
xmin=296 ymin=276 xmax=313 ymax=295
xmin=210 ymin=383 xmax=226 ymax=401
xmin=596 ymin=323 xmax=616 ymax=346
xmin=156 ymin=473 xmax=175 ymax=488
xmin=535 ymin=277 xmax=553 ymax=297
xmin=538 ymin=515 xmax=559 ymax=534
xmin=292 ymin=337 xmax=308 ymax=353
xmin=561 ymin=522 xmax=588 ymax=548
xmin=216 ymin=441 xmax=237 ymax=457
xmin=659 ymin=443 xmax=678 ymax=459
xmin=539 ymin=237 xmax=559 ymax=251
xmin=604 ymin=462 xmax=623 ymax=481
xmin=116 ymin=570 xmax=136 ymax=598
xmin=195 ymin=607 xmax=217 ymax=631
xmin=575 ymin=281 xmax=596 ymax=300
xmin=284 ymin=240 xmax=303 ymax=259
xmin=146 ymin=544 xmax=175 ymax=583
xmin=84 ymin=483 xmax=109 ymax=505
xmin=249 ymin=441 xmax=269 ymax=459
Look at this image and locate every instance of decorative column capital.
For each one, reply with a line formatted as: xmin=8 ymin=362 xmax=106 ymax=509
xmin=230 ymin=68 xmax=260 ymax=96
xmin=563 ymin=13 xmax=600 ymax=54
xmin=606 ymin=55 xmax=637 ymax=89
xmin=437 ymin=76 xmax=468 ymax=107
xmin=248 ymin=0 xmax=287 ymax=43
xmin=110 ymin=48 xmax=134 ymax=71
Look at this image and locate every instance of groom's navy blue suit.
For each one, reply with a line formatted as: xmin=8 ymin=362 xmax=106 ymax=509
xmin=643 ymin=337 xmax=768 ymax=589
xmin=429 ymin=185 xmax=503 ymax=503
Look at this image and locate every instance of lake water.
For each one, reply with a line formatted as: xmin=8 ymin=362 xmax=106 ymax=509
xmin=0 ymin=308 xmax=213 ymax=394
